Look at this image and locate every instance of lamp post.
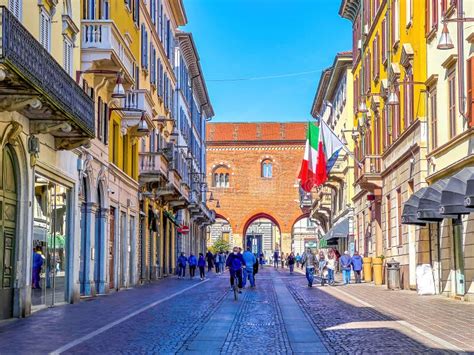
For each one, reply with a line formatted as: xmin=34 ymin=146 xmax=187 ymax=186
xmin=76 ymin=70 xmax=126 ymax=99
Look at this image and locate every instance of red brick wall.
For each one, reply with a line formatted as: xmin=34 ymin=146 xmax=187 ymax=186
xmin=206 ymin=122 xmax=307 ymax=241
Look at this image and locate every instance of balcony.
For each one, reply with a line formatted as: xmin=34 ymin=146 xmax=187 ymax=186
xmin=139 ymin=152 xmax=169 ymax=184
xmin=355 ymin=155 xmax=383 ymax=191
xmin=0 ymin=7 xmax=94 ymax=149
xmin=120 ymin=90 xmax=154 ymax=136
xmin=81 ymin=20 xmax=135 ymax=82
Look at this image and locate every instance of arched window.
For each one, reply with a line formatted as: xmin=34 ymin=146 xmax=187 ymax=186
xmin=212 ymin=166 xmax=231 ymax=188
xmin=261 ymin=159 xmax=273 ymax=178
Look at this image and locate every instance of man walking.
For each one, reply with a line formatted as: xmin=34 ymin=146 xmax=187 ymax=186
xmin=340 ymin=251 xmax=352 ymax=285
xmin=242 ymin=247 xmax=256 ymax=288
xmin=301 ymin=248 xmax=317 ymax=287
xmin=206 ymin=250 xmax=214 ymax=272
xmin=351 ymin=251 xmax=363 ymax=283
xmin=273 ymin=249 xmax=279 ymax=269
xmin=188 ymin=252 xmax=197 ymax=279
xmin=177 ymin=252 xmax=187 ymax=279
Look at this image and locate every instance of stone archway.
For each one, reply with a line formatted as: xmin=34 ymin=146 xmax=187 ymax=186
xmin=242 ymin=213 xmax=282 ymax=259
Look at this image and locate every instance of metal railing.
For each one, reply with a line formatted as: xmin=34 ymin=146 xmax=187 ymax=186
xmin=0 ymin=7 xmax=94 ymax=136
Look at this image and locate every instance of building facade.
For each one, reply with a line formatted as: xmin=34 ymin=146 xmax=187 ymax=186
xmin=310 ymin=52 xmax=355 ymax=254
xmin=206 ymin=122 xmax=317 ymax=256
xmin=0 ymin=0 xmax=94 ymax=319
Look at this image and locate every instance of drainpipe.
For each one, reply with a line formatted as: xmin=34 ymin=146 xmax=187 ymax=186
xmin=456 ymin=0 xmax=467 ymax=123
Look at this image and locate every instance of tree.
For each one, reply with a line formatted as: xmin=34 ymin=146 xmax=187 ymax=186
xmin=210 ymin=238 xmax=231 ymax=254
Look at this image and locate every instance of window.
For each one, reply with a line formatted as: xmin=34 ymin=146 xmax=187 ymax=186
xmin=426 ymin=0 xmax=438 ymax=35
xmin=382 ymin=18 xmax=387 ymax=64
xmin=150 ymin=46 xmax=156 ymax=85
xmin=373 ymin=34 xmax=379 ymax=80
xmin=99 ymin=0 xmax=110 ymax=19
xmin=141 ymin=25 xmax=148 ymax=70
xmin=403 ymin=68 xmax=414 ymax=129
xmin=467 ymin=57 xmax=474 ymax=128
xmin=405 ymin=0 xmax=412 ymax=27
xmin=391 ymin=85 xmax=401 ymax=140
xmin=397 ymin=188 xmax=402 ymax=245
xmin=212 ymin=167 xmax=230 ymax=188
xmin=391 ymin=0 xmax=400 ymax=48
xmin=9 ymin=0 xmax=22 ymax=20
xmin=374 ymin=112 xmax=381 ymax=155
xmin=261 ymin=160 xmax=273 ymax=178
xmin=40 ymin=9 xmax=51 ymax=52
xmin=112 ymin=122 xmax=119 ymax=165
xmin=429 ymin=86 xmax=438 ymax=149
xmin=123 ymin=134 xmax=129 ymax=173
xmin=448 ymin=68 xmax=457 ymax=138
xmin=131 ymin=143 xmax=137 ymax=179
xmin=150 ymin=0 xmax=156 ymax=24
xmin=63 ymin=38 xmax=73 ymax=76
xmin=386 ymin=194 xmax=392 ymax=248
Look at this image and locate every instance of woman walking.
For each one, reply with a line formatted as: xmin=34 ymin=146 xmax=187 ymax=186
xmin=188 ymin=253 xmax=197 ymax=279
xmin=198 ymin=253 xmax=206 ymax=280
xmin=318 ymin=251 xmax=328 ymax=286
xmin=281 ymin=252 xmax=285 ymax=269
xmin=287 ymin=252 xmax=295 ymax=274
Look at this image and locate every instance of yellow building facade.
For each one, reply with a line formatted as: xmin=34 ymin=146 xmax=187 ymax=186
xmin=341 ymin=0 xmax=429 ymax=289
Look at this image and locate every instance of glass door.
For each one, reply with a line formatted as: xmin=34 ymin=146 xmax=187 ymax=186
xmin=32 ymin=175 xmax=69 ymax=307
xmin=452 ymin=219 xmax=465 ymax=295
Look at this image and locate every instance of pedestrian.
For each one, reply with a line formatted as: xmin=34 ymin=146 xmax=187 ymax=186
xmin=334 ymin=248 xmax=341 ymax=273
xmin=188 ymin=252 xmax=197 ymax=279
xmin=273 ymin=249 xmax=279 ymax=269
xmin=296 ymin=253 xmax=301 ymax=268
xmin=318 ymin=251 xmax=328 ymax=286
xmin=32 ymin=246 xmax=44 ymax=289
xmin=281 ymin=252 xmax=285 ymax=269
xmin=287 ymin=252 xmax=295 ymax=274
xmin=259 ymin=252 xmax=264 ymax=265
xmin=340 ymin=250 xmax=352 ymax=285
xmin=177 ymin=252 xmax=187 ymax=279
xmin=300 ymin=248 xmax=317 ymax=287
xmin=253 ymin=254 xmax=259 ymax=285
xmin=351 ymin=250 xmax=363 ymax=283
xmin=206 ymin=250 xmax=214 ymax=272
xmin=198 ymin=253 xmax=206 ymax=280
xmin=226 ymin=246 xmax=245 ymax=293
xmin=327 ymin=252 xmax=336 ymax=285
xmin=242 ymin=247 xmax=256 ymax=288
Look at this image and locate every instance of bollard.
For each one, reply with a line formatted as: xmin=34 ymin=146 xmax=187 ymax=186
xmin=363 ymin=257 xmax=372 ymax=282
xmin=373 ymin=257 xmax=383 ymax=285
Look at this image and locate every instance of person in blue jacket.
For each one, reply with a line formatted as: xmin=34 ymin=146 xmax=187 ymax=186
xmin=351 ymin=251 xmax=363 ymax=283
xmin=226 ymin=246 xmax=246 ymax=293
xmin=32 ymin=246 xmax=44 ymax=289
xmin=340 ymin=251 xmax=352 ymax=285
xmin=242 ymin=247 xmax=256 ymax=288
xmin=177 ymin=252 xmax=187 ymax=279
xmin=198 ymin=253 xmax=206 ymax=280
xmin=188 ymin=253 xmax=197 ymax=279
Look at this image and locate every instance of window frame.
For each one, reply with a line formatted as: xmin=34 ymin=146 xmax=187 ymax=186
xmin=448 ymin=68 xmax=457 ymax=139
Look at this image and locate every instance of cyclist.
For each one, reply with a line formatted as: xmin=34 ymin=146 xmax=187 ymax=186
xmin=226 ymin=246 xmax=246 ymax=293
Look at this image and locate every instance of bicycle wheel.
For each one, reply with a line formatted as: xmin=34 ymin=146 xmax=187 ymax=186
xmin=233 ymin=285 xmax=238 ymax=301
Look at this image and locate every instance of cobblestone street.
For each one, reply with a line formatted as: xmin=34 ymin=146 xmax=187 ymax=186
xmin=0 ymin=267 xmax=472 ymax=354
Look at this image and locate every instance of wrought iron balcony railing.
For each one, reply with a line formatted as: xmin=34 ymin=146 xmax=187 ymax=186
xmin=0 ymin=7 xmax=94 ymax=146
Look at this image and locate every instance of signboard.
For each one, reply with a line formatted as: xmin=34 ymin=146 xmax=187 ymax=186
xmin=178 ymin=226 xmax=190 ymax=234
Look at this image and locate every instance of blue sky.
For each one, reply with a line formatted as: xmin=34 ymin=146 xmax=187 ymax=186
xmin=182 ymin=0 xmax=352 ymax=122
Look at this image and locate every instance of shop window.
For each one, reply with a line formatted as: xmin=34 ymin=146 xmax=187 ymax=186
xmin=261 ymin=159 xmax=273 ymax=178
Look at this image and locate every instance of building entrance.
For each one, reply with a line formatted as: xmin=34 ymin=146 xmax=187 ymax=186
xmin=246 ymin=234 xmax=262 ymax=255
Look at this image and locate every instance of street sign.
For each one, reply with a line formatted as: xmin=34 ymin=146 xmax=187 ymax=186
xmin=178 ymin=226 xmax=190 ymax=234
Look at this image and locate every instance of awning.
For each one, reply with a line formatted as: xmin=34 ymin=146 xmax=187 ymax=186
xmin=440 ymin=167 xmax=474 ymax=215
xmin=417 ymin=179 xmax=457 ymax=222
xmin=323 ymin=217 xmax=349 ymax=241
xmin=164 ymin=210 xmax=180 ymax=227
xmin=401 ymin=187 xmax=427 ymax=226
xmin=465 ymin=168 xmax=474 ymax=208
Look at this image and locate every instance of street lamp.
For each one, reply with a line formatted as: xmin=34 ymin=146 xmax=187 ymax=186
xmin=437 ymin=22 xmax=455 ymax=50
xmin=111 ymin=72 xmax=126 ymax=99
xmin=358 ymin=101 xmax=368 ymax=114
xmin=387 ymin=88 xmax=399 ymax=106
xmin=76 ymin=69 xmax=126 ymax=99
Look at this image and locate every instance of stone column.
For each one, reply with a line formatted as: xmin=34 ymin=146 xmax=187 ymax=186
xmin=80 ymin=202 xmax=96 ymax=296
xmin=95 ymin=207 xmax=108 ymax=294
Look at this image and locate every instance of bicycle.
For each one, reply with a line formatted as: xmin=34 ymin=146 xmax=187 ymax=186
xmin=232 ymin=283 xmax=238 ymax=301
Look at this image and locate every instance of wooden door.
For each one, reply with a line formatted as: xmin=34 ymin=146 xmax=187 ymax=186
xmin=109 ymin=207 xmax=115 ymax=289
xmin=0 ymin=146 xmax=17 ymax=319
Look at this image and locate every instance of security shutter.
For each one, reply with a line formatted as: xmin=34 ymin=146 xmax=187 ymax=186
xmin=40 ymin=9 xmax=51 ymax=52
xmin=63 ymin=38 xmax=73 ymax=76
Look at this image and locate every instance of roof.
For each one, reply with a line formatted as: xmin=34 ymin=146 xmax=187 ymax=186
xmin=339 ymin=0 xmax=360 ymax=23
xmin=176 ymin=31 xmax=214 ymax=118
xmin=206 ymin=122 xmax=307 ymax=144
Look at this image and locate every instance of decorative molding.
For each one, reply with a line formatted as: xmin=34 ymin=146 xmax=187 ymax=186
xmin=400 ymin=43 xmax=414 ymax=68
xmin=389 ymin=63 xmax=401 ymax=83
xmin=441 ymin=54 xmax=458 ymax=69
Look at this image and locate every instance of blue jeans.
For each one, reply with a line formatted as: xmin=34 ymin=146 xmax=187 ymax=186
xmin=343 ymin=269 xmax=351 ymax=284
xmin=305 ymin=267 xmax=315 ymax=286
xmin=242 ymin=267 xmax=255 ymax=287
xmin=178 ymin=265 xmax=186 ymax=277
xmin=328 ymin=269 xmax=334 ymax=284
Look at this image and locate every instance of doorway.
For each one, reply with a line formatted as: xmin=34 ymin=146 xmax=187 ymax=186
xmin=0 ymin=145 xmax=18 ymax=319
xmin=109 ymin=207 xmax=116 ymax=290
xmin=452 ymin=219 xmax=465 ymax=296
xmin=246 ymin=234 xmax=262 ymax=255
xmin=32 ymin=175 xmax=70 ymax=308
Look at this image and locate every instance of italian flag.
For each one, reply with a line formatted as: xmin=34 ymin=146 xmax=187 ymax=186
xmin=298 ymin=122 xmax=320 ymax=192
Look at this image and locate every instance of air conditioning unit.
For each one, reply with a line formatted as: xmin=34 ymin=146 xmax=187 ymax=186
xmin=363 ymin=24 xmax=369 ymax=35
xmin=357 ymin=39 xmax=362 ymax=50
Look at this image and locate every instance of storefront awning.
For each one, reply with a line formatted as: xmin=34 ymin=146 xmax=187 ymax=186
xmin=464 ymin=168 xmax=474 ymax=208
xmin=417 ymin=179 xmax=457 ymax=222
xmin=164 ymin=210 xmax=180 ymax=227
xmin=323 ymin=217 xmax=349 ymax=241
xmin=440 ymin=167 xmax=474 ymax=215
xmin=401 ymin=187 xmax=427 ymax=226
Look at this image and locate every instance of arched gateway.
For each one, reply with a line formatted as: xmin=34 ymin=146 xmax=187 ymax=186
xmin=206 ymin=122 xmax=320 ymax=254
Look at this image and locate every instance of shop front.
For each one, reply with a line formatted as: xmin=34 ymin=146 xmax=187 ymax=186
xmin=32 ymin=174 xmax=72 ymax=309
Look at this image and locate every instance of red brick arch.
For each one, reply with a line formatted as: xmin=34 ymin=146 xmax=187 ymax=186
xmin=242 ymin=212 xmax=282 ymax=237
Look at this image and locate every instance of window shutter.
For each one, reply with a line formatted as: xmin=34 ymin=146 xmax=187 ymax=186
xmin=97 ymin=96 xmax=103 ymax=141
xmin=425 ymin=0 xmax=430 ymax=35
xmin=467 ymin=57 xmax=474 ymax=127
xmin=104 ymin=102 xmax=109 ymax=145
